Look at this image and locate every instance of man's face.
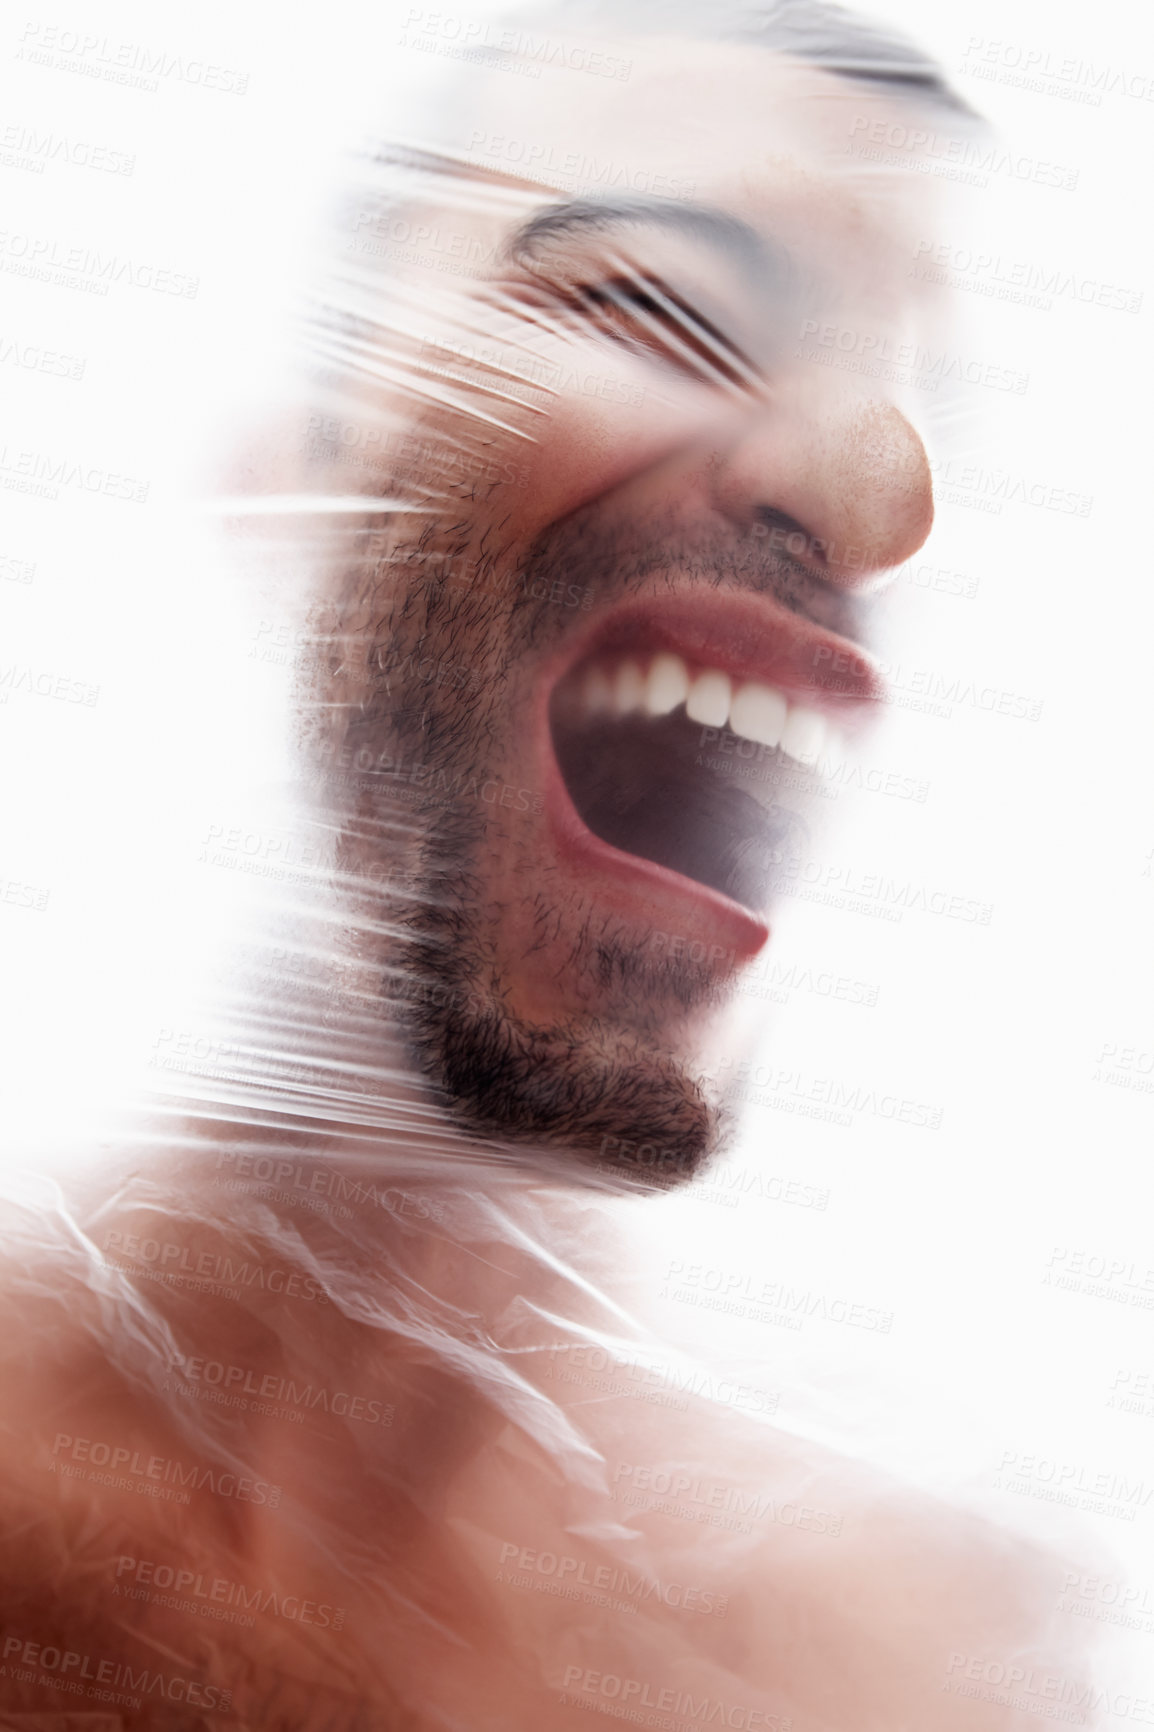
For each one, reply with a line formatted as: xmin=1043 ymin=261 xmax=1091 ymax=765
xmin=323 ymin=34 xmax=940 ymax=1179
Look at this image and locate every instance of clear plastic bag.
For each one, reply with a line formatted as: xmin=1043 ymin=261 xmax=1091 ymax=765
xmin=1 ymin=1 xmax=1141 ymax=1725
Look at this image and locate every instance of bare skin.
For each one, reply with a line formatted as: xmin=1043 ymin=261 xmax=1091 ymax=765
xmin=312 ymin=41 xmax=941 ymax=1172
xmin=0 ymin=29 xmax=1105 ymax=1732
xmin=0 ymin=1117 xmax=1099 ymax=1729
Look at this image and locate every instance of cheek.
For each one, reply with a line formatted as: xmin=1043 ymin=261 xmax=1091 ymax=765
xmin=387 ymin=386 xmax=721 ymax=556
xmin=411 ymin=282 xmax=742 ymax=537
xmin=493 ymin=373 xmax=739 ymax=544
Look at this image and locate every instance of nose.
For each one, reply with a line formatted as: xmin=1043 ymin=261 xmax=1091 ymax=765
xmin=706 ymin=379 xmax=933 ymax=586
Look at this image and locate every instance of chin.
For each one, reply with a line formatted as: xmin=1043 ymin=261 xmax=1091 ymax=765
xmin=397 ymin=901 xmax=729 ymax=1187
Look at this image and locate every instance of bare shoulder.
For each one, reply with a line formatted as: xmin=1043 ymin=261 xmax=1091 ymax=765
xmin=0 ymin=1175 xmax=1110 ymax=1730
xmin=439 ymin=1368 xmax=1109 ymax=1730
xmin=0 ymin=1198 xmax=405 ymax=1730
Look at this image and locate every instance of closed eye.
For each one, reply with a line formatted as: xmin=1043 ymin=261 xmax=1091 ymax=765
xmin=503 ymin=266 xmax=758 ymax=392
xmin=574 ymin=272 xmax=757 ymax=390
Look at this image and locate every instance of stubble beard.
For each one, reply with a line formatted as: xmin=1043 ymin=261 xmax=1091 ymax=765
xmin=336 ymin=497 xmax=812 ymax=1186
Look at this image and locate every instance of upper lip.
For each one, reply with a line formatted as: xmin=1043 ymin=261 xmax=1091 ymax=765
xmin=541 ymin=585 xmax=884 ymax=723
xmin=533 ymin=583 xmax=885 ymax=948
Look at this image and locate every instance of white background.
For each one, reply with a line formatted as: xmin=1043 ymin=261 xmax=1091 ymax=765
xmin=1 ymin=0 xmax=1151 ymax=1695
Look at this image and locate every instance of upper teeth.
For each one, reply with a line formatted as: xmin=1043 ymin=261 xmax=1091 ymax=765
xmin=580 ymin=654 xmax=839 ymax=769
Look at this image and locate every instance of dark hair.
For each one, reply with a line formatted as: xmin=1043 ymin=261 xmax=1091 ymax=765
xmin=499 ymin=0 xmax=976 ymax=118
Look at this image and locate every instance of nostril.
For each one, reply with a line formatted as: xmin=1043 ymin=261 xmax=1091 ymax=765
xmin=752 ymin=507 xmax=828 ymax=570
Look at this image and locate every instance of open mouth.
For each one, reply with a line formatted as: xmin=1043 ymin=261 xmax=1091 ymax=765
xmin=542 ymin=593 xmax=879 ymax=930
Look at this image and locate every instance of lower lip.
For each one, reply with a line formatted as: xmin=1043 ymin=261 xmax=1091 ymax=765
xmin=540 ymin=722 xmax=770 ymax=962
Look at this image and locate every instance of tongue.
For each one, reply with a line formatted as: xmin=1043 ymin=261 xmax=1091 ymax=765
xmin=551 ymin=709 xmax=806 ymax=912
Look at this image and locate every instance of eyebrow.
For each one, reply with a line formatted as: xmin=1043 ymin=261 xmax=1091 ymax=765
xmin=363 ymin=147 xmax=790 ymax=286
xmin=506 ymin=196 xmax=778 ymax=279
xmin=503 ymin=197 xmax=781 ymax=390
